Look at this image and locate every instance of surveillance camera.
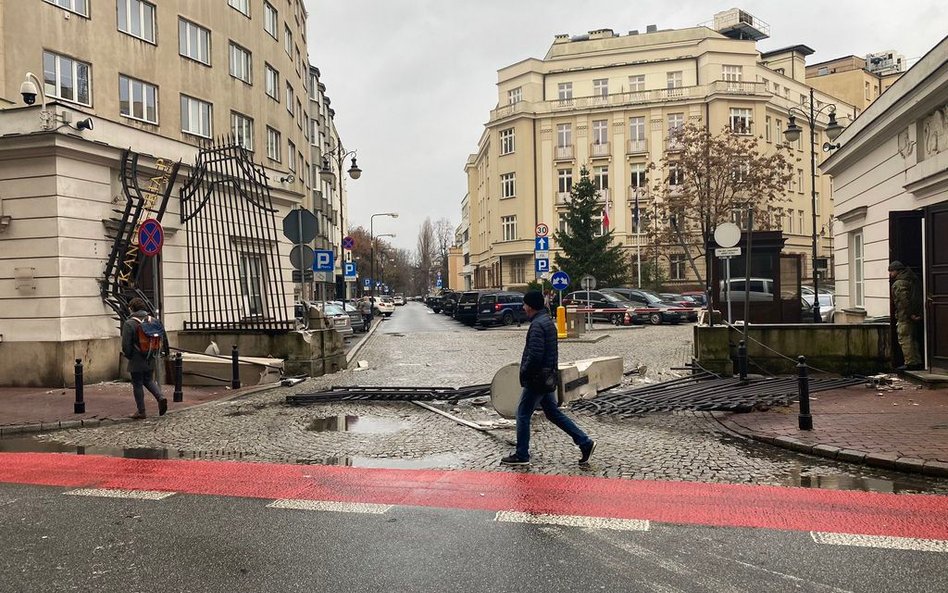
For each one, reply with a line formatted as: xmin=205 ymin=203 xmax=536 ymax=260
xmin=19 ymin=80 xmax=38 ymax=105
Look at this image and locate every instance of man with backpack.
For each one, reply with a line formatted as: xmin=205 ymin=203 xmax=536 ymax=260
xmin=121 ymin=297 xmax=168 ymax=419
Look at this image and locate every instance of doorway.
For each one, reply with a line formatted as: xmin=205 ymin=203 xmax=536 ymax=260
xmin=926 ymin=203 xmax=948 ymax=373
xmin=888 ymin=211 xmax=923 ymax=369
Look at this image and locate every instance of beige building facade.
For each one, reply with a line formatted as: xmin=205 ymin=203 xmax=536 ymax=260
xmin=806 ymin=55 xmax=903 ymax=113
xmin=466 ymin=14 xmax=854 ymax=293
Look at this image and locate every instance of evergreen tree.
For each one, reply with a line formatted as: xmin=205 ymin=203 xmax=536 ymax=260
xmin=553 ymin=166 xmax=631 ymax=290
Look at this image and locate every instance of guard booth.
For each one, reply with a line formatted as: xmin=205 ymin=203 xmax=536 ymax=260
xmin=710 ymin=230 xmax=802 ymax=324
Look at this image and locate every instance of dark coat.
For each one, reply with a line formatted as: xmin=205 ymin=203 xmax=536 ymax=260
xmin=121 ymin=310 xmax=156 ymax=373
xmin=891 ymin=268 xmax=922 ymax=323
xmin=520 ymin=310 xmax=558 ymax=387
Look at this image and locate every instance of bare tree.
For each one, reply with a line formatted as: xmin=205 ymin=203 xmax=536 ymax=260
xmin=434 ymin=217 xmax=454 ymax=287
xmin=415 ymin=217 xmax=436 ymax=293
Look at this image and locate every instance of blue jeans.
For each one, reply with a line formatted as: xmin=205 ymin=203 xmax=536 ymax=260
xmin=515 ymin=387 xmax=591 ymax=460
xmin=130 ymin=370 xmax=163 ymax=413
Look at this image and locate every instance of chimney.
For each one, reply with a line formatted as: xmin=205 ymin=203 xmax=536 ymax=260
xmin=646 ymin=24 xmax=657 ymax=33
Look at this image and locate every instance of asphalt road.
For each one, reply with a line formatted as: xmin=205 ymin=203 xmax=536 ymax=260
xmin=1 ymin=480 xmax=943 ymax=593
xmin=378 ymin=301 xmax=474 ymax=333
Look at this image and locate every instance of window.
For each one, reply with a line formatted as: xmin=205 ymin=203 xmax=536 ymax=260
xmin=265 ymin=65 xmax=279 ymax=100
xmin=42 ymin=51 xmax=91 ymax=106
xmin=267 ymin=126 xmax=281 ymax=162
xmin=630 ymin=163 xmax=647 ymax=188
xmin=667 ymin=112 xmax=684 ymax=146
xmin=557 ymin=169 xmax=573 ymax=194
xmin=776 ymin=119 xmax=783 ymax=143
xmin=628 ymin=75 xmax=645 ymax=92
xmin=500 ymin=173 xmax=516 ymax=198
xmin=295 ymin=46 xmax=302 ymax=75
xmin=670 ymin=254 xmax=686 ymax=280
xmin=264 ymin=2 xmax=279 ymax=39
xmin=629 ymin=116 xmax=646 ymax=141
xmin=797 ymin=169 xmax=804 ymax=193
xmin=592 ymin=120 xmax=608 ymax=145
xmin=593 ymin=78 xmax=609 ymax=96
xmin=798 ymin=210 xmax=805 ymax=234
xmin=231 ymin=112 xmax=253 ymax=151
xmin=556 ymin=123 xmax=571 ymax=147
xmin=668 ymin=163 xmax=683 ymax=186
xmin=310 ymin=118 xmax=319 ymax=145
xmin=45 ymin=0 xmax=88 ymax=17
xmin=593 ymin=166 xmax=609 ymax=191
xmin=510 ymin=260 xmax=526 ymax=284
xmin=865 ymin=81 xmax=871 ymax=101
xmin=765 ymin=115 xmax=772 ymax=142
xmin=729 ymin=108 xmax=752 ymax=134
xmin=180 ymin=95 xmax=212 ymax=137
xmin=500 ymin=128 xmax=515 ymax=155
xmin=229 ymin=0 xmax=250 ymax=15
xmin=285 ymin=83 xmax=294 ymax=114
xmin=239 ymin=254 xmax=266 ymax=317
xmin=722 ymin=65 xmax=743 ymax=82
xmin=502 ymin=215 xmax=517 ymax=241
xmin=117 ymin=0 xmax=156 ymax=43
xmin=851 ymin=231 xmax=864 ymax=307
xmin=558 ymin=82 xmax=572 ymax=101
xmin=507 ymin=87 xmax=522 ymax=104
xmin=284 ymin=25 xmax=293 ymax=57
xmin=288 ymin=140 xmax=297 ymax=171
xmin=786 ymin=209 xmax=794 ymax=234
xmin=558 ymin=213 xmax=569 ymax=234
xmin=667 ymin=71 xmax=683 ymax=88
xmin=229 ymin=42 xmax=252 ymax=84
xmin=296 ymin=98 xmax=303 ymax=128
xmin=119 ymin=75 xmax=157 ymax=123
xmin=179 ymin=19 xmax=210 ymax=65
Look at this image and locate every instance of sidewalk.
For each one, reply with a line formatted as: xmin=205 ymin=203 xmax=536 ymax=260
xmin=713 ymin=377 xmax=948 ymax=478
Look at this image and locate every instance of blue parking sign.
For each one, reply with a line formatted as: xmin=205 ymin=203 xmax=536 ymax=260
xmin=363 ymin=278 xmax=371 ymax=288
xmin=344 ymin=262 xmax=357 ymax=278
xmin=535 ymin=258 xmax=550 ymax=273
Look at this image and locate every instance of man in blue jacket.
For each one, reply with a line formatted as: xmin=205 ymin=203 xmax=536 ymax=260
xmin=502 ymin=290 xmax=595 ymax=466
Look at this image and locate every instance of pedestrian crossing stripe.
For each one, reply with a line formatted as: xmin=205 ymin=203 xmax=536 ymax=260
xmin=495 ymin=510 xmax=650 ymax=532
xmin=267 ymin=499 xmax=393 ymax=514
xmin=811 ymin=532 xmax=948 ymax=553
xmin=64 ymin=488 xmax=175 ymax=500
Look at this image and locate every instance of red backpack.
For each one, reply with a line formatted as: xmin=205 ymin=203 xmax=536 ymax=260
xmin=133 ymin=316 xmax=164 ymax=358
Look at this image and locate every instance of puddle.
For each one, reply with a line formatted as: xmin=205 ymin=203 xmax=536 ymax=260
xmin=0 ymin=437 xmax=250 ymax=461
xmin=301 ymin=453 xmax=463 ymax=469
xmin=306 ymin=415 xmax=406 ymax=434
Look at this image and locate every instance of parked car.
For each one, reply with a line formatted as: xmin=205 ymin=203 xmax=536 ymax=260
xmin=475 ymin=291 xmax=528 ymax=326
xmin=601 ymin=288 xmax=687 ymax=325
xmin=719 ymin=278 xmax=775 ymax=302
xmin=331 ymin=301 xmax=366 ymax=333
xmin=561 ymin=290 xmax=642 ymax=325
xmin=298 ymin=302 xmax=353 ymax=337
xmin=426 ymin=293 xmax=443 ymax=312
xmin=680 ymin=291 xmax=708 ymax=306
xmin=372 ymin=296 xmax=395 ymax=317
xmin=441 ymin=290 xmax=460 ymax=316
xmin=453 ymin=290 xmax=484 ymax=325
xmin=801 ymin=286 xmax=836 ymax=323
xmin=659 ymin=293 xmax=700 ymax=322
xmin=393 ymin=294 xmax=406 ymax=306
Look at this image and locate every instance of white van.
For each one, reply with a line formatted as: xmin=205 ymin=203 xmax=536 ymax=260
xmin=720 ymin=278 xmax=775 ymax=302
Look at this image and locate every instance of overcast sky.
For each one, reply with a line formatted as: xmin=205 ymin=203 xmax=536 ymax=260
xmin=306 ymin=0 xmax=945 ymax=252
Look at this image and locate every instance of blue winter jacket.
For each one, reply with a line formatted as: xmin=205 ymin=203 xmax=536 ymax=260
xmin=519 ymin=310 xmax=558 ymax=387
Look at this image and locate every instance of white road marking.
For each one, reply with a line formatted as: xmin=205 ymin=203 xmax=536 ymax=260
xmin=811 ymin=531 xmax=948 ymax=553
xmin=267 ymin=499 xmax=393 ymax=514
xmin=65 ymin=488 xmax=175 ymax=500
xmin=495 ymin=510 xmax=649 ymax=532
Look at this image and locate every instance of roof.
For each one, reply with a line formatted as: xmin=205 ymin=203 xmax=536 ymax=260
xmin=760 ymin=44 xmax=816 ymax=58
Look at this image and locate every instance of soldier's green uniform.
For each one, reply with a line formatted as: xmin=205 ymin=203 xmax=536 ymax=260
xmin=889 ymin=261 xmax=923 ymax=368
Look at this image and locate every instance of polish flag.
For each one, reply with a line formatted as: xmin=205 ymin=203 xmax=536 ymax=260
xmin=602 ymin=202 xmax=610 ymax=231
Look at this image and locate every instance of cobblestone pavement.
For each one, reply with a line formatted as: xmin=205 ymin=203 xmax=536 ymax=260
xmin=27 ymin=305 xmax=948 ymax=493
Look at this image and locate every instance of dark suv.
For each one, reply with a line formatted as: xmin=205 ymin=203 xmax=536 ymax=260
xmin=602 ymin=287 xmax=688 ymax=325
xmin=441 ymin=290 xmax=460 ymax=316
xmin=453 ymin=290 xmax=483 ymax=325
xmin=561 ymin=290 xmax=641 ymax=325
xmin=476 ymin=291 xmax=527 ymax=326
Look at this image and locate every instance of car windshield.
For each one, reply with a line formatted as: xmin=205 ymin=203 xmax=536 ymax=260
xmin=381 ymin=297 xmax=393 ymax=303
xmin=602 ymin=293 xmax=625 ymax=303
xmin=323 ymin=304 xmax=345 ymax=315
xmin=460 ymin=292 xmax=480 ymax=303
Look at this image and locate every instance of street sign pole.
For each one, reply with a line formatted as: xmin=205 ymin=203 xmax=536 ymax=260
xmin=296 ymin=205 xmax=305 ymax=301
xmin=726 ymin=256 xmax=732 ymax=323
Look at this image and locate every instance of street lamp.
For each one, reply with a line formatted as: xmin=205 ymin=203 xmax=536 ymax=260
xmin=784 ymin=88 xmax=845 ymax=323
xmin=319 ymin=143 xmax=362 ymax=299
xmin=370 ymin=213 xmax=398 ymax=296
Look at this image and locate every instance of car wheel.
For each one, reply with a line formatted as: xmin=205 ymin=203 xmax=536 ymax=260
xmin=433 ymin=308 xmax=440 ymax=313
xmin=501 ymin=311 xmax=514 ymax=326
xmin=610 ymin=313 xmax=623 ymax=326
xmin=385 ymin=312 xmax=392 ymax=317
xmin=649 ymin=312 xmax=662 ymax=325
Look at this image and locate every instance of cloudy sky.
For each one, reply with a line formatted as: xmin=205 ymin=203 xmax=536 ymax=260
xmin=307 ymin=0 xmax=945 ymax=252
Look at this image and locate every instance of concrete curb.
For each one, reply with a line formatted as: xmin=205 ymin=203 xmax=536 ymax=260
xmin=704 ymin=411 xmax=948 ymax=479
xmin=345 ymin=318 xmax=383 ymax=367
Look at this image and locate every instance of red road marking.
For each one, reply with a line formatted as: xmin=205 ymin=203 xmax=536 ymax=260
xmin=1 ymin=452 xmax=947 ymax=540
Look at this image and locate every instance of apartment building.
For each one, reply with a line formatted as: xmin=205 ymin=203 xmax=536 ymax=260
xmin=0 ymin=0 xmax=349 ymax=385
xmin=806 ymin=54 xmax=904 ymax=112
xmin=466 ymin=10 xmax=854 ymax=291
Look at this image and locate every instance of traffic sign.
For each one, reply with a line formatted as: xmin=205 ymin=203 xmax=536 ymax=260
xmin=313 ymin=249 xmax=335 ymax=271
xmin=342 ymin=235 xmax=355 ymax=250
xmin=138 ymin=218 xmax=164 ymax=256
xmin=714 ymin=222 xmax=741 ymax=248
xmin=282 ymin=209 xmax=317 ymax=244
xmin=363 ymin=278 xmax=371 ymax=288
xmin=550 ymin=271 xmax=570 ymax=291
xmin=535 ymin=258 xmax=550 ymax=273
xmin=312 ymin=271 xmax=329 ymax=283
xmin=535 ymin=223 xmax=549 ymax=238
xmin=535 ymin=237 xmax=551 ymax=252
xmin=436 ymin=277 xmax=443 ymax=288
xmin=292 ymin=269 xmax=314 ymax=283
xmin=580 ymin=274 xmax=596 ymax=290
xmin=715 ymin=247 xmax=742 ymax=258
xmin=289 ymin=245 xmax=315 ymax=271
xmin=344 ymin=262 xmax=357 ymax=279
xmin=534 ymin=251 xmax=549 ymax=260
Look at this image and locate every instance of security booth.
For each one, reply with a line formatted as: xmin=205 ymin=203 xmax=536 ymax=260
xmin=710 ymin=230 xmax=803 ymax=324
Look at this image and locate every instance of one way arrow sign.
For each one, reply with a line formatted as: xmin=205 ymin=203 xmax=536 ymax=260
xmin=535 ymin=237 xmax=551 ymax=252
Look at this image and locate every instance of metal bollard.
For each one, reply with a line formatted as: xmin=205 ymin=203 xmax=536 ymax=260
xmin=173 ymin=352 xmax=184 ymax=402
xmin=737 ymin=340 xmax=748 ymax=383
xmin=74 ymin=358 xmax=85 ymax=414
xmin=797 ymin=355 xmax=813 ymax=430
xmin=231 ymin=344 xmax=241 ymax=389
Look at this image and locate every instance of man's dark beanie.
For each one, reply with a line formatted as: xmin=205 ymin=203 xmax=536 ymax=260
xmin=888 ymin=261 xmax=906 ymax=272
xmin=523 ymin=290 xmax=545 ymax=310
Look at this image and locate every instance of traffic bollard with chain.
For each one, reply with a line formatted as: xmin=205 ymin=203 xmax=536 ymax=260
xmin=737 ymin=340 xmax=748 ymax=383
xmin=231 ymin=345 xmax=241 ymax=389
xmin=74 ymin=358 xmax=85 ymax=414
xmin=173 ymin=352 xmax=184 ymax=402
xmin=797 ymin=355 xmax=813 ymax=430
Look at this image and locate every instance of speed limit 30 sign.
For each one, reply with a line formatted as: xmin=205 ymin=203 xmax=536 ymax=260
xmin=535 ymin=222 xmax=549 ymax=237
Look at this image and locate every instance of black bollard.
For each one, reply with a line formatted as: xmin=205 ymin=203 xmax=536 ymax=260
xmin=797 ymin=355 xmax=813 ymax=430
xmin=231 ymin=344 xmax=241 ymax=389
xmin=74 ymin=358 xmax=85 ymax=414
xmin=737 ymin=340 xmax=748 ymax=383
xmin=173 ymin=352 xmax=184 ymax=402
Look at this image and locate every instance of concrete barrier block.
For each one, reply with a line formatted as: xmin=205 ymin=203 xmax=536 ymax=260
xmin=559 ymin=356 xmax=623 ymax=404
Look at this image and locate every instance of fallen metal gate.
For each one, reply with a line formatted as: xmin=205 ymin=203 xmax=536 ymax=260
xmin=287 ymin=384 xmax=491 ymax=405
xmin=570 ymin=375 xmax=864 ymax=417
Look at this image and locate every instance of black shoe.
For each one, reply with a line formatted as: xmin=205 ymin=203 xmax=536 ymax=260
xmin=500 ymin=454 xmax=530 ymax=466
xmin=130 ymin=411 xmax=146 ymax=420
xmin=906 ymin=364 xmax=924 ymax=371
xmin=158 ymin=398 xmax=168 ymax=416
xmin=579 ymin=441 xmax=596 ymax=464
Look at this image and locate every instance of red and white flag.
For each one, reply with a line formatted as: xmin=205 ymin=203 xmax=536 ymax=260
xmin=602 ymin=202 xmax=610 ymax=231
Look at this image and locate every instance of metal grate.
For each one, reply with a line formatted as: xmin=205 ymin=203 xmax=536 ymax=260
xmin=286 ymin=384 xmax=492 ymax=405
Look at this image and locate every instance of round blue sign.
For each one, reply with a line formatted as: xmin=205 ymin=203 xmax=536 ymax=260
xmin=342 ymin=235 xmax=355 ymax=250
xmin=138 ymin=218 xmax=164 ymax=257
xmin=550 ymin=271 xmax=570 ymax=291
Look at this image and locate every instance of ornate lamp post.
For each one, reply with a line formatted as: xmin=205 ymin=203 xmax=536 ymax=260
xmin=784 ymin=88 xmax=845 ymax=322
xmin=319 ymin=144 xmax=362 ymax=299
xmin=369 ymin=213 xmax=398 ymax=296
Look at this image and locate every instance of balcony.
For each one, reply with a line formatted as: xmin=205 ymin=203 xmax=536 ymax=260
xmin=627 ymin=186 xmax=647 ymax=203
xmin=556 ymin=192 xmax=571 ymax=205
xmin=594 ymin=188 xmax=611 ymax=203
xmin=590 ymin=142 xmax=611 ymax=158
xmin=555 ymin=145 xmax=574 ymax=161
xmin=627 ymin=139 xmax=647 ymax=154
xmin=666 ymin=138 xmax=683 ymax=152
